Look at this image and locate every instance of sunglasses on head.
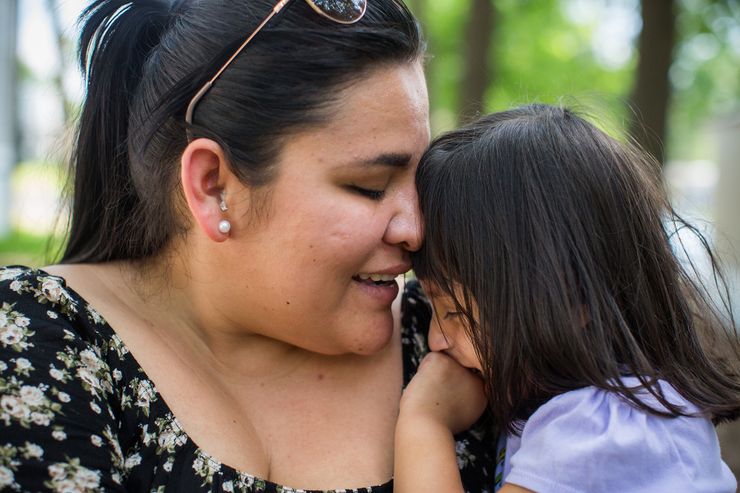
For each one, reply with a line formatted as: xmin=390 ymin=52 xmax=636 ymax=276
xmin=185 ymin=0 xmax=368 ymax=128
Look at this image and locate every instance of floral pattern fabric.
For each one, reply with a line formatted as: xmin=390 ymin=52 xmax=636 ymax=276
xmin=0 ymin=266 xmax=496 ymax=492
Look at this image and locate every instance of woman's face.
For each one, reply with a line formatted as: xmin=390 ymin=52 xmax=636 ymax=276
xmin=223 ymin=62 xmax=429 ymax=356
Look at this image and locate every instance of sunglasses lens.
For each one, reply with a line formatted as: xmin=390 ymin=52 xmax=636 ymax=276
xmin=308 ymin=0 xmax=367 ymax=23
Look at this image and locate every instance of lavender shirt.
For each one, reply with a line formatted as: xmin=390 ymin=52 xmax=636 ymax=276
xmin=502 ymin=377 xmax=736 ymax=492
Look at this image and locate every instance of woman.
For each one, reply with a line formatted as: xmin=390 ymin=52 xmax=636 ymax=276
xmin=0 ymin=0 xmax=495 ymax=491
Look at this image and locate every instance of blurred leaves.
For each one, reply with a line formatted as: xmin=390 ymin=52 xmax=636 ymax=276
xmin=410 ymin=0 xmax=739 ymax=160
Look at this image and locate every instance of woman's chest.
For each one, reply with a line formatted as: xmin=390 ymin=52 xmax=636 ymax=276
xmin=114 ymin=325 xmax=404 ymax=491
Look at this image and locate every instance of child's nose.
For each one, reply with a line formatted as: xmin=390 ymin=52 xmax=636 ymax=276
xmin=428 ymin=321 xmax=450 ymax=352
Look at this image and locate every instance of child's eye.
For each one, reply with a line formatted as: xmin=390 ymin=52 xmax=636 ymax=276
xmin=444 ymin=311 xmax=463 ymax=320
xmin=348 ymin=185 xmax=385 ymax=201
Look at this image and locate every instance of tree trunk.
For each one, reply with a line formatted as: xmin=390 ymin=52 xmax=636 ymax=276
xmin=0 ymin=0 xmax=18 ymax=237
xmin=460 ymin=0 xmax=496 ymax=124
xmin=46 ymin=0 xmax=73 ymax=122
xmin=629 ymin=0 xmax=676 ymax=165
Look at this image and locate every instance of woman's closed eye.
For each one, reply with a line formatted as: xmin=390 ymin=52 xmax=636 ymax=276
xmin=443 ymin=311 xmax=463 ymax=320
xmin=348 ymin=184 xmax=386 ymax=201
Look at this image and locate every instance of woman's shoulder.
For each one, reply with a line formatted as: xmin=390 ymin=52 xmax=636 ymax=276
xmin=505 ymin=379 xmax=737 ymax=492
xmin=0 ymin=265 xmax=114 ymax=344
xmin=0 ymin=265 xmax=131 ymax=490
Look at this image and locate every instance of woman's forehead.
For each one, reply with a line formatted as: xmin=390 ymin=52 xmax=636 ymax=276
xmin=278 ymin=63 xmax=430 ymax=168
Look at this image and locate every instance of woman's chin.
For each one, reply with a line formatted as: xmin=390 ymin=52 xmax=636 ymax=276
xmin=346 ymin=316 xmax=395 ymax=356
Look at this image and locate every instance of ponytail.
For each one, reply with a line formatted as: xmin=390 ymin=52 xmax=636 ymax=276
xmin=62 ymin=0 xmax=171 ymax=263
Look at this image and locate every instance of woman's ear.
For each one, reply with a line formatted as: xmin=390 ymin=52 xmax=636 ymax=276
xmin=180 ymin=138 xmax=236 ymax=242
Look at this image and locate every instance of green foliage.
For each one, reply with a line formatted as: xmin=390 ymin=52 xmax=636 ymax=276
xmin=412 ymin=0 xmax=739 ymax=159
xmin=0 ymin=231 xmax=62 ymax=268
xmin=670 ymin=0 xmax=740 ymax=158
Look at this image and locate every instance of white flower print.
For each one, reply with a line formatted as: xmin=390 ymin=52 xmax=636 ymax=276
xmin=32 ymin=277 xmax=78 ymax=317
xmin=20 ymin=385 xmax=46 ymax=406
xmin=0 ymin=267 xmax=23 ymax=281
xmin=102 ymin=425 xmax=124 ymax=469
xmin=222 ymin=480 xmax=235 ymax=492
xmin=48 ymin=463 xmax=65 ymax=480
xmin=22 ymin=442 xmax=44 ymax=460
xmin=9 ymin=279 xmax=23 ymax=293
xmin=1 ymin=395 xmax=29 ymax=420
xmin=58 ymin=391 xmax=71 ymax=403
xmin=52 ymin=430 xmax=67 ymax=441
xmin=0 ymin=373 xmax=59 ymax=427
xmin=90 ymin=401 xmax=101 ymax=414
xmin=0 ymin=465 xmax=14 ymax=488
xmin=30 ymin=411 xmax=51 ymax=426
xmin=455 ymin=439 xmax=477 ymax=469
xmin=90 ymin=435 xmax=103 ymax=447
xmin=74 ymin=467 xmax=102 ymax=489
xmin=45 ymin=459 xmax=101 ymax=493
xmin=47 ymin=310 xmax=59 ymax=319
xmin=76 ymin=367 xmax=102 ymax=393
xmin=15 ymin=358 xmax=31 ymax=371
xmin=40 ymin=279 xmax=64 ymax=303
xmin=0 ymin=303 xmax=31 ymax=351
xmin=135 ymin=379 xmax=156 ymax=409
xmin=124 ymin=453 xmax=141 ymax=469
xmin=86 ymin=305 xmax=105 ymax=325
xmin=79 ymin=349 xmax=102 ymax=371
xmin=109 ymin=335 xmax=129 ymax=356
xmin=0 ymin=326 xmax=23 ymax=346
xmin=192 ymin=451 xmax=221 ymax=485
xmin=0 ymin=361 xmax=6 ymax=372
xmin=158 ymin=431 xmax=176 ymax=450
xmin=112 ymin=369 xmax=122 ymax=381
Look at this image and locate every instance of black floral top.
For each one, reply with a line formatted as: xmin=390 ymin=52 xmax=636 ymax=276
xmin=0 ymin=266 xmax=496 ymax=492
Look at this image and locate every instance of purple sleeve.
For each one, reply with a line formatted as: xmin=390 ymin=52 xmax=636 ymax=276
xmin=504 ymin=379 xmax=737 ymax=493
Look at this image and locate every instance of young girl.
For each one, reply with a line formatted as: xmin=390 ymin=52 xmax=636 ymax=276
xmin=395 ymin=104 xmax=740 ymax=492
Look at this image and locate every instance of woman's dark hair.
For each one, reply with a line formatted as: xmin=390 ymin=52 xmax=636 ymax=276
xmin=412 ymin=103 xmax=740 ymax=434
xmin=62 ymin=0 xmax=423 ymax=263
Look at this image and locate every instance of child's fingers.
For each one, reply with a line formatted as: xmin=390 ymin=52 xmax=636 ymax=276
xmin=402 ymin=352 xmax=487 ymax=433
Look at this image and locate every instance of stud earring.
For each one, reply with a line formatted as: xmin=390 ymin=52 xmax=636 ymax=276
xmin=218 ymin=220 xmax=232 ymax=235
xmin=218 ymin=191 xmax=231 ymax=235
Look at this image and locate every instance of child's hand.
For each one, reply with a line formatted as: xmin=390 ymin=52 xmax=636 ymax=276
xmin=399 ymin=352 xmax=487 ymax=434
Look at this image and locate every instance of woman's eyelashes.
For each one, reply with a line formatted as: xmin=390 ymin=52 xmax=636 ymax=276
xmin=443 ymin=311 xmax=463 ymax=320
xmin=348 ymin=184 xmax=386 ymax=201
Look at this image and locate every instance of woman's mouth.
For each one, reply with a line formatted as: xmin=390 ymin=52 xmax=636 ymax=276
xmin=352 ymin=273 xmax=401 ymax=304
xmin=353 ymin=273 xmax=398 ymax=286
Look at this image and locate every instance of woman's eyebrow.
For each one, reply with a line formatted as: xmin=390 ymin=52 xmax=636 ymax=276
xmin=353 ymin=153 xmax=413 ymax=168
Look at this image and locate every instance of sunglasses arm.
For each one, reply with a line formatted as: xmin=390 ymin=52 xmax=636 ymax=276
xmin=185 ymin=0 xmax=292 ymax=128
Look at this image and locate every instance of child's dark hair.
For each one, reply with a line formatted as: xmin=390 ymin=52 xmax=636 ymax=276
xmin=412 ymin=103 xmax=740 ymax=434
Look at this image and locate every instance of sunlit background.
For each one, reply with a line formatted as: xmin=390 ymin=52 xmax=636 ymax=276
xmin=0 ymin=0 xmax=739 ymax=475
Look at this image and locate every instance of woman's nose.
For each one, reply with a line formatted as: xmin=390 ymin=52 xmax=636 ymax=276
xmin=384 ymin=189 xmax=423 ymax=252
